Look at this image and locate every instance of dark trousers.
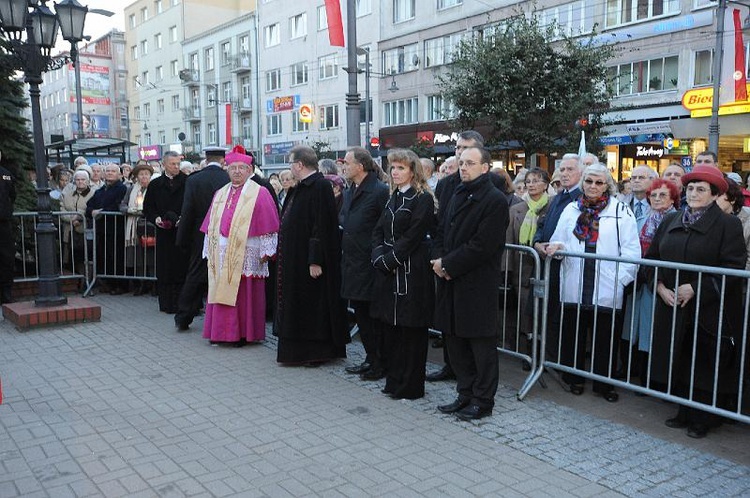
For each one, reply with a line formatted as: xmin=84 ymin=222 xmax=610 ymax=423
xmin=446 ymin=335 xmax=499 ymax=409
xmin=158 ymin=282 xmax=182 ymax=313
xmin=0 ymin=220 xmax=13 ymax=303
xmin=545 ymin=259 xmax=563 ymax=361
xmin=351 ymin=301 xmax=385 ymax=371
xmin=560 ymin=305 xmax=618 ymax=394
xmin=175 ymin=242 xmax=208 ymax=327
xmin=383 ymin=324 xmax=428 ymax=399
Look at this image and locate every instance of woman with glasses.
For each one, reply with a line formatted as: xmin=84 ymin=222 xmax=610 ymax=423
xmin=621 ymin=178 xmax=681 ymax=386
xmin=545 ymin=163 xmax=640 ymax=402
xmin=507 ymin=167 xmax=551 ymax=369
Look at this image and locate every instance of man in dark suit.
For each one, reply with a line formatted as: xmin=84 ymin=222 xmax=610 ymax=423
xmin=174 ymin=147 xmax=229 ymax=331
xmin=431 ymin=146 xmax=509 ymax=420
xmin=340 ymin=146 xmax=390 ymax=379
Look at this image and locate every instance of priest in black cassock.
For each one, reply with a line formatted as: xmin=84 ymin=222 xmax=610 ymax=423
xmin=274 ymin=145 xmax=349 ymax=366
xmin=143 ymin=150 xmax=188 ymax=313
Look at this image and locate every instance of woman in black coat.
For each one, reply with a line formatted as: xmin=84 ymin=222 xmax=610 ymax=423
xmin=645 ymin=165 xmax=746 ymax=438
xmin=371 ymin=149 xmax=436 ymax=400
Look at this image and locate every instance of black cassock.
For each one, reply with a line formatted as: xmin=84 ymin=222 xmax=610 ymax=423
xmin=143 ymin=172 xmax=188 ymax=313
xmin=274 ymin=171 xmax=349 ymax=363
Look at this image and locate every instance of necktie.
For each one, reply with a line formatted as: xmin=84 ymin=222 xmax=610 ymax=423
xmin=635 ymin=201 xmax=643 ymax=219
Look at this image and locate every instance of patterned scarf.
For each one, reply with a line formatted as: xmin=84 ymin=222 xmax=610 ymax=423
xmin=573 ymin=193 xmax=609 ymax=246
xmin=639 ymin=206 xmax=675 ymax=254
xmin=682 ymin=204 xmax=711 ymax=226
xmin=519 ymin=192 xmax=549 ymax=246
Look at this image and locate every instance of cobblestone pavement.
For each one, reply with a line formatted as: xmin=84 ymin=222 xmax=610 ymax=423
xmin=0 ymin=294 xmax=748 ymax=497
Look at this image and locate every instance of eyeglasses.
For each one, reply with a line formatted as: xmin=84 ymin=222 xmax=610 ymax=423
xmin=583 ymin=178 xmax=606 ymax=186
xmin=630 ymin=175 xmax=649 ymax=180
xmin=649 ymin=192 xmax=670 ymax=200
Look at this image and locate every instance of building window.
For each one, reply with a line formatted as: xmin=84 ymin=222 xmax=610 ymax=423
xmin=222 ymin=81 xmax=232 ymax=102
xmin=141 ymin=71 xmax=150 ymax=86
xmin=241 ymin=117 xmax=252 ymax=139
xmin=267 ymin=114 xmax=282 ymax=136
xmin=154 ymin=33 xmax=162 ymax=50
xmin=191 ymin=88 xmax=199 ymax=107
xmin=155 ymin=0 xmax=163 ymax=13
xmin=290 ymin=13 xmax=307 ymax=39
xmin=437 ymin=0 xmax=462 ymax=9
xmin=426 ymin=95 xmax=454 ymax=121
xmin=159 ymin=131 xmax=166 ymax=144
xmin=140 ymin=39 xmax=148 ymax=56
xmin=424 ymin=33 xmax=463 ymax=68
xmin=239 ymin=35 xmax=250 ymax=54
xmin=693 ymin=49 xmax=713 ymax=86
xmin=357 ymin=0 xmax=372 ymax=16
xmin=292 ymin=111 xmax=310 ymax=132
xmin=140 ymin=7 xmax=148 ymax=21
xmin=319 ymin=54 xmax=338 ymax=80
xmin=205 ymin=47 xmax=214 ymax=71
xmin=169 ymin=26 xmax=177 ymax=42
xmin=605 ymin=0 xmax=679 ymax=28
xmin=134 ymin=105 xmax=141 ymax=119
xmin=607 ymin=55 xmax=679 ymax=96
xmin=266 ymin=69 xmax=281 ymax=92
xmin=172 ymin=128 xmax=180 ymax=141
xmin=192 ymin=124 xmax=200 ymax=144
xmin=291 ymin=62 xmax=309 ymax=86
xmin=383 ymin=97 xmax=418 ymax=126
xmin=144 ymin=133 xmax=151 ymax=145
xmin=221 ymin=42 xmax=231 ymax=65
xmin=382 ymin=43 xmax=419 ymax=74
xmin=189 ymin=53 xmax=199 ymax=70
xmin=171 ymin=94 xmax=180 ymax=110
xmin=132 ymin=76 xmax=140 ymax=90
xmin=155 ymin=66 xmax=163 ymax=82
xmin=207 ymin=123 xmax=216 ymax=145
xmin=170 ymin=60 xmax=178 ymax=76
xmin=693 ymin=0 xmax=717 ymax=7
xmin=143 ymin=102 xmax=151 ymax=118
xmin=130 ymin=45 xmax=138 ymax=60
xmin=264 ymin=23 xmax=280 ymax=47
xmin=393 ymin=0 xmax=415 ymax=23
xmin=207 ymin=85 xmax=217 ymax=106
xmin=359 ymin=98 xmax=372 ymax=123
xmin=157 ymin=99 xmax=165 ymax=114
xmin=240 ymin=76 xmax=251 ymax=101
xmin=319 ymin=104 xmax=339 ymax=130
xmin=317 ymin=6 xmax=328 ymax=30
xmin=129 ymin=14 xmax=136 ymax=28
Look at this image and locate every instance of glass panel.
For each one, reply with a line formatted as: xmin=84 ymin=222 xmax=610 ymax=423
xmin=663 ymin=56 xmax=678 ymax=89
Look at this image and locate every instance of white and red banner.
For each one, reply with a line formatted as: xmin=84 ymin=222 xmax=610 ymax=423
xmin=324 ymin=0 xmax=345 ymax=47
xmin=720 ymin=6 xmax=749 ymax=105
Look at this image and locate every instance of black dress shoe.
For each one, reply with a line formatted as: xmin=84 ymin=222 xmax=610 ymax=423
xmin=456 ymin=404 xmax=493 ymax=421
xmin=426 ymin=366 xmax=456 ymax=382
xmin=665 ymin=416 xmax=689 ymax=429
xmin=437 ymin=398 xmax=470 ymax=414
xmin=687 ymin=423 xmax=709 ymax=439
xmin=175 ymin=321 xmax=190 ymax=331
xmin=601 ymin=391 xmax=619 ymax=403
xmin=569 ymin=384 xmax=584 ymax=395
xmin=360 ymin=368 xmax=385 ymax=381
xmin=345 ymin=362 xmax=371 ymax=374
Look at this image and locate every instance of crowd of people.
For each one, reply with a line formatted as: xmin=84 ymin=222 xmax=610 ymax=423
xmin=3 ymin=133 xmax=749 ymax=436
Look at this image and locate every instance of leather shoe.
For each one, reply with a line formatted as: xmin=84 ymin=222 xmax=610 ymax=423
xmin=437 ymin=398 xmax=470 ymax=414
xmin=426 ymin=366 xmax=456 ymax=382
xmin=455 ymin=404 xmax=493 ymax=421
xmin=687 ymin=423 xmax=709 ymax=439
xmin=175 ymin=321 xmax=190 ymax=331
xmin=665 ymin=416 xmax=689 ymax=429
xmin=345 ymin=362 xmax=371 ymax=375
xmin=360 ymin=368 xmax=385 ymax=381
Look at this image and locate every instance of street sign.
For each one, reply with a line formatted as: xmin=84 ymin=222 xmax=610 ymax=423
xmin=299 ymin=103 xmax=313 ymax=123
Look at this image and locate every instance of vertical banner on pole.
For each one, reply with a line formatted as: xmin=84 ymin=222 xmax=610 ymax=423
xmin=225 ymin=104 xmax=232 ymax=145
xmin=324 ymin=0 xmax=345 ymax=47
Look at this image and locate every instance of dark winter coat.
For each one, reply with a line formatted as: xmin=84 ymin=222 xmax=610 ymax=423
xmin=370 ymin=188 xmax=436 ymax=327
xmin=0 ymin=166 xmax=16 ymax=220
xmin=143 ymin=173 xmax=188 ymax=284
xmin=433 ymin=174 xmax=509 ymax=338
xmin=339 ymin=172 xmax=389 ymax=301
xmin=175 ymin=164 xmax=229 ymax=250
xmin=645 ymin=203 xmax=746 ymax=395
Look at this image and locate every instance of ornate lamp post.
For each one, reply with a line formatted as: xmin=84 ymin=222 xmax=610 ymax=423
xmin=0 ymin=0 xmax=88 ymax=306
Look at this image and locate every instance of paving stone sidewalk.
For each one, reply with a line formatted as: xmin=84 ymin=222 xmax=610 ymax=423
xmin=0 ymin=294 xmax=748 ymax=497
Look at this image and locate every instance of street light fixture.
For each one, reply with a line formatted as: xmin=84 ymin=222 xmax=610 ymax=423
xmin=0 ymin=0 xmax=93 ymax=306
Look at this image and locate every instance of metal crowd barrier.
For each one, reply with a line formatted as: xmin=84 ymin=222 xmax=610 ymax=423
xmin=84 ymin=211 xmax=157 ymax=296
xmin=13 ymin=211 xmax=90 ymax=288
xmin=521 ymin=250 xmax=750 ymax=425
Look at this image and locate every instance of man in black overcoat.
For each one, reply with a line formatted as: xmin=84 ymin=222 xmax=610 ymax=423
xmin=274 ymin=145 xmax=349 ymax=365
xmin=0 ymin=151 xmax=16 ymax=304
xmin=431 ymin=146 xmax=509 ymax=421
xmin=143 ymin=151 xmax=188 ymax=313
xmin=340 ymin=146 xmax=390 ymax=379
xmin=174 ymin=147 xmax=229 ymax=330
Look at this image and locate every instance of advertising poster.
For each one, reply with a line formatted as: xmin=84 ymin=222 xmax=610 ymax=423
xmin=69 ymin=64 xmax=111 ymax=105
xmin=71 ymin=114 xmax=110 ymax=138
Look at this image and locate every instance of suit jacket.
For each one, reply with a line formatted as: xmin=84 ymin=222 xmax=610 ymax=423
xmin=175 ymin=164 xmax=229 ymax=249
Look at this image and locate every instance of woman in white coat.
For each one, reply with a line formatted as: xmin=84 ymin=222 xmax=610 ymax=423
xmin=546 ymin=163 xmax=641 ymax=402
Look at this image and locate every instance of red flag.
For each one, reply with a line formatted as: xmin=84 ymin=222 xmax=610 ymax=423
xmin=225 ymin=104 xmax=232 ymax=145
xmin=324 ymin=0 xmax=345 ymax=47
xmin=732 ymin=8 xmax=747 ymax=102
xmin=720 ymin=7 xmax=749 ymax=105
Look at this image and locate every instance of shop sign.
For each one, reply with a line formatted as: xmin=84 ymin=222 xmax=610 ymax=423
xmin=298 ymin=104 xmax=313 ymax=123
xmin=669 ymin=145 xmax=690 ymax=155
xmin=682 ymin=84 xmax=750 ymax=116
xmin=635 ymin=145 xmax=665 ymax=158
xmin=266 ymin=95 xmax=301 ymax=113
xmin=744 ymin=138 xmax=750 ymax=153
xmin=263 ymin=141 xmax=295 ymax=155
xmin=138 ymin=145 xmax=162 ymax=160
xmin=627 ymin=122 xmax=672 ymax=135
xmin=600 ymin=135 xmax=633 ymax=145
xmin=690 ymin=104 xmax=750 ymax=118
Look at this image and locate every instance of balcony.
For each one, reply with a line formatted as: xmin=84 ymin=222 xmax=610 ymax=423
xmin=238 ymin=97 xmax=252 ymax=113
xmin=179 ymin=69 xmax=200 ymax=86
xmin=182 ymin=106 xmax=201 ymax=121
xmin=231 ymin=53 xmax=252 ymax=73
xmin=231 ymin=136 xmax=253 ymax=150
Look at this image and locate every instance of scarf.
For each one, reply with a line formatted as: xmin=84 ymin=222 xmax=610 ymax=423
xmin=518 ymin=193 xmax=549 ymax=246
xmin=639 ymin=206 xmax=675 ymax=254
xmin=573 ymin=193 xmax=609 ymax=246
xmin=682 ymin=204 xmax=712 ymax=226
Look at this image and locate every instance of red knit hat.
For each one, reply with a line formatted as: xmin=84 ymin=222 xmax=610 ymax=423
xmin=682 ymin=165 xmax=727 ymax=195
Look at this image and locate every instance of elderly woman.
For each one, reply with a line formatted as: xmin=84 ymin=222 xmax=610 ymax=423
xmin=60 ymin=170 xmax=95 ymax=273
xmin=546 ymin=163 xmax=641 ymax=402
xmin=278 ymin=169 xmax=294 ymax=207
xmin=371 ymin=149 xmax=436 ymax=400
xmin=507 ymin=167 xmax=551 ymax=369
xmin=621 ymin=178 xmax=681 ymax=383
xmin=645 ymin=165 xmax=746 ymax=438
xmin=716 ymin=178 xmax=750 ymax=270
xmin=119 ymin=163 xmax=156 ymax=295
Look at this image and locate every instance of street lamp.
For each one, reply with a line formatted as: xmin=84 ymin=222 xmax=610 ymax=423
xmin=0 ymin=0 xmax=92 ymax=306
xmin=55 ymin=0 xmax=86 ymax=138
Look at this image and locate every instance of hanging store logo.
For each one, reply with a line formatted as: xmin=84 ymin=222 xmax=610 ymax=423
xmin=635 ymin=145 xmax=664 ymax=158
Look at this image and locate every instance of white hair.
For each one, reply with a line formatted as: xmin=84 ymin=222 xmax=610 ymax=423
xmin=579 ymin=163 xmax=618 ymax=196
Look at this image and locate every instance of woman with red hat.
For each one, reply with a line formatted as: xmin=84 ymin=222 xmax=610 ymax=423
xmin=644 ymin=164 xmax=746 ymax=438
